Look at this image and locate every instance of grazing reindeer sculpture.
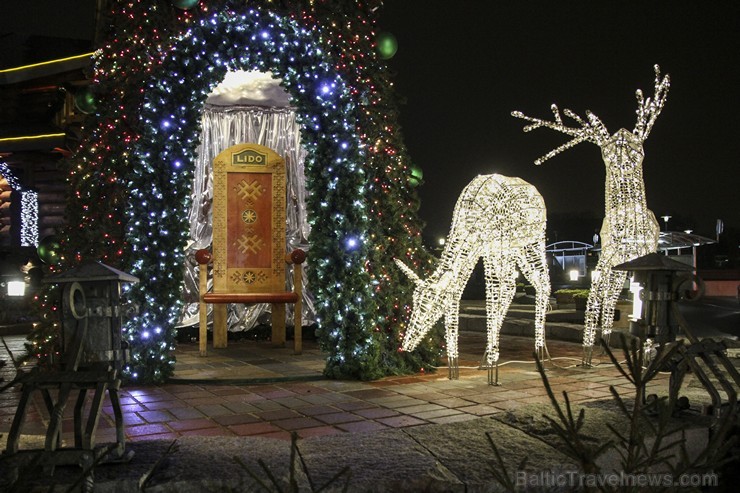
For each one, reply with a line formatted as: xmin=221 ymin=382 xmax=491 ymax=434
xmin=512 ymin=65 xmax=670 ymax=366
xmin=395 ymin=174 xmax=550 ymax=385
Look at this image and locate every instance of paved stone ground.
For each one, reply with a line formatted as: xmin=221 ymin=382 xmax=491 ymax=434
xmin=2 ymin=331 xmax=648 ymax=445
xmin=1 ymin=304 xmax=737 ymax=491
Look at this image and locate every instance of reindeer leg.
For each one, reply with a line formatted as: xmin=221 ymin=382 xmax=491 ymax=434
xmin=516 ymin=241 xmax=551 ymax=367
xmin=496 ymin=270 xmax=517 ymax=385
xmin=445 ymin=297 xmax=460 ymax=380
xmin=582 ymin=286 xmax=602 ymax=367
xmin=483 ymin=256 xmax=517 ymax=385
xmin=600 ymin=268 xmax=628 ymax=352
xmin=483 ymin=256 xmax=501 ymax=385
xmin=583 ymin=257 xmax=612 ymax=367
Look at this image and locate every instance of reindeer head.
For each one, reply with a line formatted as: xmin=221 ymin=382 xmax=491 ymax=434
xmin=395 ymin=259 xmax=453 ymax=351
xmin=601 ymin=128 xmax=645 ymax=174
xmin=512 ymin=65 xmax=669 ymax=164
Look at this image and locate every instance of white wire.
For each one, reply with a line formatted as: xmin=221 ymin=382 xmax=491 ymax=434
xmin=433 ymin=340 xmax=628 ymax=372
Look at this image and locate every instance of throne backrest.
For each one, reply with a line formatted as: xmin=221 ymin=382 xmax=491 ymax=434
xmin=211 ymin=143 xmax=287 ymax=294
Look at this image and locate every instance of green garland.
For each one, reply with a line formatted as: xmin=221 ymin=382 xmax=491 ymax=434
xmin=37 ymin=0 xmax=439 ymax=383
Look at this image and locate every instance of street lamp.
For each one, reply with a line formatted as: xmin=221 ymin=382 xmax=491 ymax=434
xmin=6 ymin=280 xmax=25 ymax=297
xmin=661 ymin=215 xmax=671 ymax=231
xmin=614 ymin=253 xmax=693 ymax=343
xmin=628 ymin=277 xmax=643 ymax=322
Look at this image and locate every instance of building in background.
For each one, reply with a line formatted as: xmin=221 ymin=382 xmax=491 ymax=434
xmin=0 ymin=1 xmax=103 ymax=311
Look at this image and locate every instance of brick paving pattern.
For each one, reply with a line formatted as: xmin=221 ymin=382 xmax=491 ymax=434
xmin=1 ymin=330 xmax=652 ymax=448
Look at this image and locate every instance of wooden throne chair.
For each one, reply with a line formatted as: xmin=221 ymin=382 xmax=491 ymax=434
xmin=196 ymin=143 xmax=306 ymax=356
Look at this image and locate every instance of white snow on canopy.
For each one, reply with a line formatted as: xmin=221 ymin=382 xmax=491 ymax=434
xmin=205 ymin=71 xmax=292 ymax=107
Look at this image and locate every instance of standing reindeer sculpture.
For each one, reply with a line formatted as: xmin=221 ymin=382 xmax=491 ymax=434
xmin=395 ymin=174 xmax=550 ymax=385
xmin=512 ymin=65 xmax=670 ymax=366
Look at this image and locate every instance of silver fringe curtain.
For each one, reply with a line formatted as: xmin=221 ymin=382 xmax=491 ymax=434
xmin=178 ymin=104 xmax=314 ymax=331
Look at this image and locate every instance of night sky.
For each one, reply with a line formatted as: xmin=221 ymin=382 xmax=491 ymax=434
xmin=380 ymin=1 xmax=740 ymax=243
xmin=2 ymin=1 xmax=738 ymax=244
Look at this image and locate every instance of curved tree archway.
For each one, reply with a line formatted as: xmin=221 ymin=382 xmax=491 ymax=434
xmin=31 ymin=1 xmax=437 ymax=383
xmin=125 ymin=8 xmax=377 ymax=381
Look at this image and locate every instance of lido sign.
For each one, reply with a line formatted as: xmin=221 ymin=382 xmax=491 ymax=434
xmin=232 ymin=149 xmax=267 ymax=166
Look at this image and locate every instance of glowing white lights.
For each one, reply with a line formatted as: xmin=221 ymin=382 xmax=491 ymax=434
xmin=0 ymin=161 xmax=39 ymax=247
xmin=396 ymin=174 xmax=550 ymax=384
xmin=0 ymin=161 xmax=21 ymax=189
xmin=514 ymin=65 xmax=669 ymax=365
xmin=7 ymin=281 xmax=25 ymax=297
xmin=20 ymin=190 xmax=39 ymax=247
xmin=629 ymin=278 xmax=643 ymax=321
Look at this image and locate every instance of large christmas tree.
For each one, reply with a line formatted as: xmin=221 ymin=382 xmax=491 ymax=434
xmin=31 ymin=0 xmax=439 ymax=383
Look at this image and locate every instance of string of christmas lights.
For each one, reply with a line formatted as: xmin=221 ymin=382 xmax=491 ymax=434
xmin=0 ymin=161 xmax=39 ymax=247
xmin=31 ymin=0 xmax=436 ymax=382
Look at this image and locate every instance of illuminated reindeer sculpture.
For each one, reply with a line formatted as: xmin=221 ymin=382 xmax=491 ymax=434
xmin=395 ymin=174 xmax=550 ymax=385
xmin=512 ymin=65 xmax=670 ymax=366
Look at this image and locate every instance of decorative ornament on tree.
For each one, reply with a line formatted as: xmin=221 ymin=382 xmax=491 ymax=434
xmin=396 ymin=174 xmax=550 ymax=385
xmin=376 ymin=32 xmax=398 ymax=59
xmin=37 ymin=235 xmax=62 ymax=265
xmin=173 ymin=0 xmax=199 ymax=10
xmin=74 ymin=88 xmax=97 ymax=114
xmin=408 ymin=165 xmax=423 ymax=187
xmin=513 ymin=65 xmax=670 ymax=367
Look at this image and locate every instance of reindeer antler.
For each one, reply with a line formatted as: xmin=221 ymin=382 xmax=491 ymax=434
xmin=633 ymin=64 xmax=670 ymax=142
xmin=512 ymin=104 xmax=610 ymax=165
